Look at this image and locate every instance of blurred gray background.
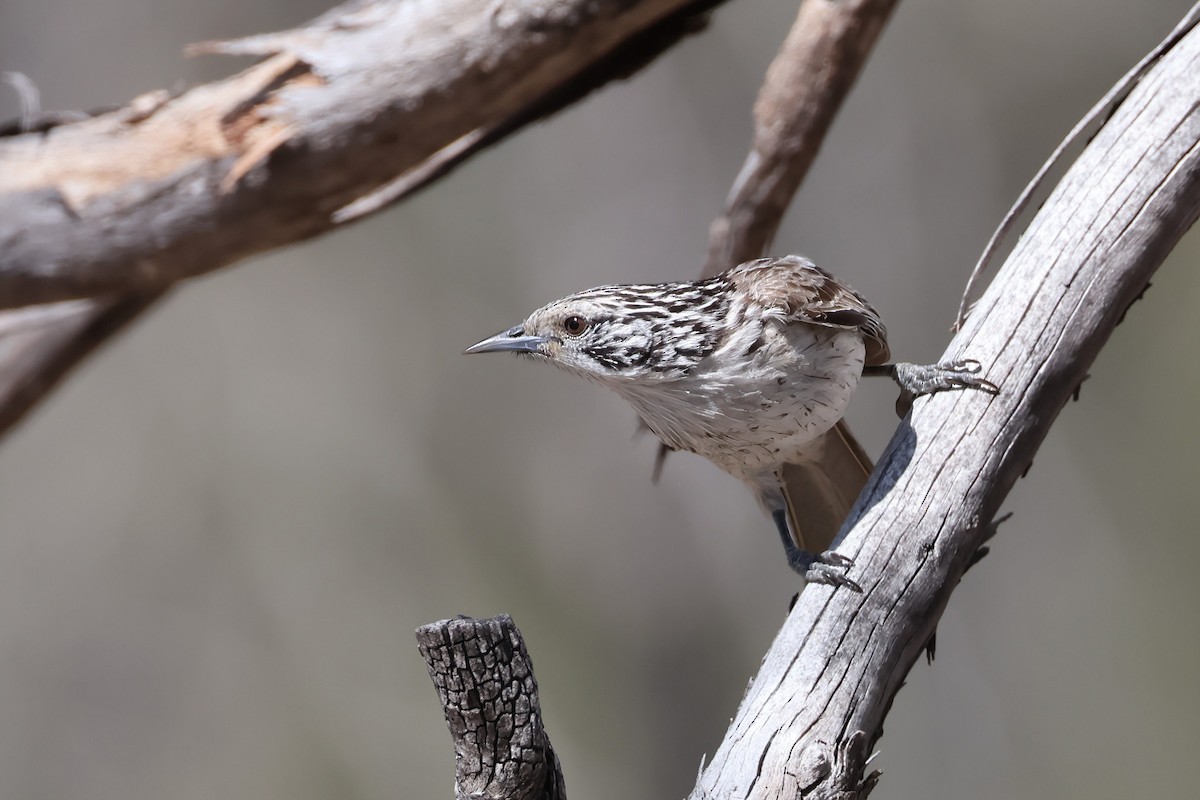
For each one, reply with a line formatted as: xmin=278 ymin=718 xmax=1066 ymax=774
xmin=1 ymin=1 xmax=1198 ymax=798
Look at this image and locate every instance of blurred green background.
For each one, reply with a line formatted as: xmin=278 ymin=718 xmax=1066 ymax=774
xmin=1 ymin=1 xmax=1198 ymax=798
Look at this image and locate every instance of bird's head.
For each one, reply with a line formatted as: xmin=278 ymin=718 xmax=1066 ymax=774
xmin=465 ymin=294 xmax=655 ymax=382
xmin=465 ymin=282 xmax=727 ymax=382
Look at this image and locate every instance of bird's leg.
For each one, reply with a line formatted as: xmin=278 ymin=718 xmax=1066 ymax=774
xmin=863 ymin=359 xmax=999 ymax=417
xmin=771 ymin=510 xmax=862 ymax=592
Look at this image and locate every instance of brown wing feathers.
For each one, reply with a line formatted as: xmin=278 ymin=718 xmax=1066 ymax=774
xmin=728 ymin=256 xmax=890 ymax=365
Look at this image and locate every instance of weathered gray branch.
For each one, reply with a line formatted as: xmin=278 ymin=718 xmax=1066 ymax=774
xmin=416 ymin=616 xmax=566 ymax=800
xmin=0 ymin=0 xmax=725 ymax=438
xmin=690 ymin=8 xmax=1200 ymax=799
xmin=0 ymin=0 xmax=726 ymax=307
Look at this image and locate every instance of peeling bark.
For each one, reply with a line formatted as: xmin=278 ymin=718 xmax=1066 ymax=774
xmin=0 ymin=0 xmax=725 ymax=437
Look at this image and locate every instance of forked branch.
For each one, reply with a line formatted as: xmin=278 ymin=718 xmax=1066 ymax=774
xmin=690 ymin=8 xmax=1200 ymax=798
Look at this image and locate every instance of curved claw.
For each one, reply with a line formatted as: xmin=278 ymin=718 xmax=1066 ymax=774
xmin=805 ymin=562 xmax=863 ymax=592
xmin=789 ymin=549 xmax=861 ymax=592
xmin=815 ymin=550 xmax=854 ymax=569
xmin=942 ymin=358 xmax=982 ymax=374
xmin=938 ymin=360 xmax=1000 ymax=394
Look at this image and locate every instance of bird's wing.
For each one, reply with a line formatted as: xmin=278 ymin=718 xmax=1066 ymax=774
xmin=728 ymin=255 xmax=891 ymax=366
xmin=780 ymin=420 xmax=873 ymax=555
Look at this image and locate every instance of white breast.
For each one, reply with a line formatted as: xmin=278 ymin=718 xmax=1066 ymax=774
xmin=614 ymin=321 xmax=865 ymax=480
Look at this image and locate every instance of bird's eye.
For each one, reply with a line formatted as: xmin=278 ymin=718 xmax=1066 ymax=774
xmin=562 ymin=315 xmax=589 ymax=336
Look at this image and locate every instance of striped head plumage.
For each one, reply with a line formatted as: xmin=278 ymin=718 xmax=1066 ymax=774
xmin=465 ymin=275 xmax=735 ymax=381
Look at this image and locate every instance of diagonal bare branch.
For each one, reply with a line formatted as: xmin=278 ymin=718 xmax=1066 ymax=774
xmin=0 ymin=0 xmax=727 ymax=440
xmin=690 ymin=9 xmax=1200 ymax=797
xmin=0 ymin=0 xmax=727 ymax=309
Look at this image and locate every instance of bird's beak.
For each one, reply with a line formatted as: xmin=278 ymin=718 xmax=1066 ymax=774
xmin=464 ymin=326 xmax=549 ymax=355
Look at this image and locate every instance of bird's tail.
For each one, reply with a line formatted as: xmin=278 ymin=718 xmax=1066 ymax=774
xmin=780 ymin=421 xmax=873 ymax=555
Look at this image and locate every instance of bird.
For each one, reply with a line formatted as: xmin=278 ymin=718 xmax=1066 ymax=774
xmin=465 ymin=255 xmax=996 ymax=589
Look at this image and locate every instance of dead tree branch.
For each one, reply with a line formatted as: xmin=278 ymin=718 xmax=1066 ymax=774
xmin=0 ymin=0 xmax=727 ymax=306
xmin=417 ymin=616 xmax=566 ymax=800
xmin=0 ymin=0 xmax=726 ymax=438
xmin=690 ymin=8 xmax=1200 ymax=799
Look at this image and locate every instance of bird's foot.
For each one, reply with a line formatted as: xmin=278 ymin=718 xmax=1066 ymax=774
xmin=867 ymin=359 xmax=999 ymax=417
xmin=894 ymin=359 xmax=998 ymax=396
xmin=771 ymin=509 xmax=862 ymax=592
xmin=789 ymin=549 xmax=862 ymax=592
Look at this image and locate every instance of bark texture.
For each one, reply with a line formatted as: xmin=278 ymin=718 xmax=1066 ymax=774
xmin=0 ymin=0 xmax=725 ymax=438
xmin=416 ymin=616 xmax=566 ymax=800
xmin=688 ymin=10 xmax=1200 ymax=799
xmin=0 ymin=0 xmax=726 ymax=306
